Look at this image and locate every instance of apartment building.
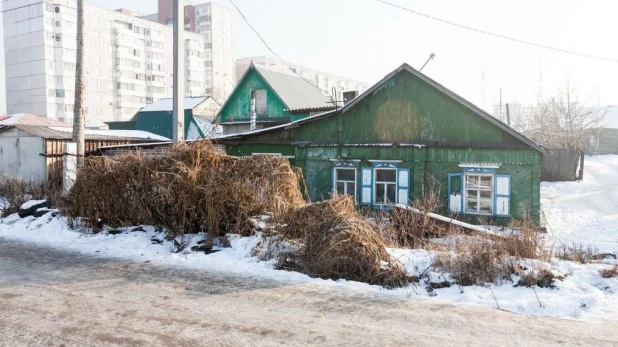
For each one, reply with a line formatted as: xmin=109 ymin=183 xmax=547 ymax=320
xmin=3 ymin=0 xmax=206 ymax=124
xmin=235 ymin=56 xmax=368 ymax=103
xmin=151 ymin=0 xmax=235 ymax=103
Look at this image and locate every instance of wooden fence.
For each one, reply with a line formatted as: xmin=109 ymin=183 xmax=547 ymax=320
xmin=541 ymin=147 xmax=584 ymax=182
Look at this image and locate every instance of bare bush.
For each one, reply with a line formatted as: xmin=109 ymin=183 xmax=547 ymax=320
xmin=65 ymin=141 xmax=305 ymax=242
xmin=555 ymin=243 xmax=598 ymax=264
xmin=599 ymin=266 xmax=618 ymax=279
xmin=282 ymin=196 xmax=411 ymax=287
xmin=0 ymin=175 xmax=61 ymax=217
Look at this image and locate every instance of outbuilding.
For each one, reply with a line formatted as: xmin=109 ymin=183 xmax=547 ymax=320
xmin=216 ymin=63 xmax=546 ymax=224
xmin=0 ymin=114 xmax=169 ymax=182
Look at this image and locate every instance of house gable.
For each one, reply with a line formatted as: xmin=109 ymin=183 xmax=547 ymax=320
xmin=217 ymin=67 xmax=290 ymax=125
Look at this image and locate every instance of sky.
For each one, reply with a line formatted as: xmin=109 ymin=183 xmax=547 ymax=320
xmin=2 ymin=0 xmax=618 ymax=115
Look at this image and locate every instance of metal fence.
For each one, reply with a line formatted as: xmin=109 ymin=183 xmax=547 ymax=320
xmin=541 ymin=147 xmax=583 ymax=182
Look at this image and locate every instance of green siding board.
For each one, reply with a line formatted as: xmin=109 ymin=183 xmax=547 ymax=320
xmin=218 ymin=69 xmax=292 ymax=124
xmin=221 ymin=68 xmax=541 ymax=224
xmin=133 ymin=110 xmax=193 ymax=139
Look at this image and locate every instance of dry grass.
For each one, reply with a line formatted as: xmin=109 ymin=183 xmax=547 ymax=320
xmin=0 ymin=175 xmax=61 ymax=217
xmin=281 ymin=196 xmax=411 ymax=287
xmin=554 ymin=243 xmax=598 ymax=264
xmin=600 ymin=265 xmax=618 ymax=279
xmin=65 ymin=141 xmax=305 ymax=241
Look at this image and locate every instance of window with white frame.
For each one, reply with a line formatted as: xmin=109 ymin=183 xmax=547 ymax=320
xmin=374 ymin=168 xmax=397 ymax=205
xmin=334 ymin=167 xmax=356 ymax=200
xmin=464 ymin=174 xmax=493 ymax=214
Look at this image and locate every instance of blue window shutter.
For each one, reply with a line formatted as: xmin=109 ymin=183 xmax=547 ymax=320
xmin=360 ymin=167 xmax=373 ymax=205
xmin=447 ymin=173 xmax=463 ymax=214
xmin=494 ymin=174 xmax=511 ymax=216
xmin=396 ymin=168 xmax=411 ymax=205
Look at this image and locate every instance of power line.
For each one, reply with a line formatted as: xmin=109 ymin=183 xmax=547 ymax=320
xmin=227 ymin=0 xmax=328 ymax=94
xmin=377 ymin=0 xmax=618 ymax=63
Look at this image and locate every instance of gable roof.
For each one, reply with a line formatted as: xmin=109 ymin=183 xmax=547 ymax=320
xmin=0 ymin=113 xmax=69 ymax=127
xmin=218 ymin=62 xmax=330 ymax=114
xmin=218 ymin=63 xmax=546 ymax=153
xmin=596 ymin=106 xmax=618 ymax=129
xmin=138 ymin=96 xmax=210 ymax=113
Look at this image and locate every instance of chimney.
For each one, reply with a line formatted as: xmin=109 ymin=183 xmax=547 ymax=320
xmin=343 ymin=91 xmax=359 ymax=105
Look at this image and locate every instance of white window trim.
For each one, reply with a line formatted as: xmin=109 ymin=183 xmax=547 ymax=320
xmin=333 ymin=167 xmax=357 ymax=201
xmin=463 ymin=173 xmax=494 ymax=215
xmin=459 ymin=163 xmax=501 ymax=169
xmin=373 ymin=167 xmax=397 ymax=205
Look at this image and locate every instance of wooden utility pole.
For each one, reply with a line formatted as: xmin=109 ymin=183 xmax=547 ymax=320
xmin=172 ymin=0 xmax=185 ymax=143
xmin=72 ymin=0 xmax=86 ymax=166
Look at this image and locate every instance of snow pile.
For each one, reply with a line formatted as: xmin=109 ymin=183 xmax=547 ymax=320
xmin=19 ymin=199 xmax=47 ymax=210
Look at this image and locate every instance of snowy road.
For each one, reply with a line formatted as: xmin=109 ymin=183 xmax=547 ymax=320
xmin=1 ymin=239 xmax=617 ymax=347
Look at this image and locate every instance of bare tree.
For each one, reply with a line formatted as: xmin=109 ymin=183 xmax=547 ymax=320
xmin=72 ymin=0 xmax=86 ymax=166
xmin=527 ymin=84 xmax=605 ymax=149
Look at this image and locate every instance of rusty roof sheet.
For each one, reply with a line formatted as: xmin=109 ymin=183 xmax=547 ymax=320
xmin=13 ymin=125 xmax=169 ymax=142
xmin=0 ymin=113 xmax=70 ymax=127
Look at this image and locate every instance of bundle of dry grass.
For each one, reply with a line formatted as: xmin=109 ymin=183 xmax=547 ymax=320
xmin=282 ymin=196 xmax=411 ymax=287
xmin=65 ymin=141 xmax=304 ymax=239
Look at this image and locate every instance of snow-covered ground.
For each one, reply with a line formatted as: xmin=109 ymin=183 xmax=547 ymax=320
xmin=542 ymin=155 xmax=618 ymax=255
xmin=1 ymin=155 xmax=617 ymax=321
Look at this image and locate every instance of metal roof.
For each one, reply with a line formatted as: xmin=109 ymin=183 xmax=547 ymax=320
xmin=217 ymin=62 xmax=330 ymax=116
xmin=138 ymin=96 xmax=210 ymax=113
xmin=0 ymin=113 xmax=69 ymax=127
xmin=216 ymin=63 xmax=547 ymax=153
xmin=12 ymin=125 xmax=170 ymax=141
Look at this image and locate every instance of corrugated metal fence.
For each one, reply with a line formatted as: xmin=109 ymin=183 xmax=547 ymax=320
xmin=541 ymin=147 xmax=583 ymax=182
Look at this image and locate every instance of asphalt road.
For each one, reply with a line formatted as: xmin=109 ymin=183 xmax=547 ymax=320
xmin=1 ymin=238 xmax=617 ymax=347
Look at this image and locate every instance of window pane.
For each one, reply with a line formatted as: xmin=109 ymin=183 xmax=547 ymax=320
xmin=376 ymin=169 xmax=396 ymax=182
xmin=346 ymin=182 xmax=355 ymax=196
xmin=336 ymin=168 xmax=355 ymax=181
xmin=480 ymin=176 xmax=492 ymax=189
xmin=386 ymin=183 xmax=396 ymax=204
xmin=375 ymin=184 xmax=385 ymax=203
xmin=479 ymin=190 xmax=492 ymax=213
xmin=336 ymin=182 xmax=345 ymax=196
xmin=466 ymin=189 xmax=478 ymax=212
xmin=466 ymin=175 xmax=479 ymax=188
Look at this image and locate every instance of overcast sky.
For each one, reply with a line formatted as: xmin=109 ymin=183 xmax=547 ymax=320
xmin=2 ymin=0 xmax=618 ymax=114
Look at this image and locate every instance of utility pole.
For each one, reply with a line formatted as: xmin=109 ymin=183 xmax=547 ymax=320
xmin=72 ymin=0 xmax=86 ymax=166
xmin=172 ymin=0 xmax=185 ymax=143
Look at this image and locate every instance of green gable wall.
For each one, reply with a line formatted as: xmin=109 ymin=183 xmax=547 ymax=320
xmin=108 ymin=110 xmax=199 ymax=140
xmin=296 ymin=71 xmax=527 ymax=147
xmin=218 ymin=68 xmax=309 ymax=125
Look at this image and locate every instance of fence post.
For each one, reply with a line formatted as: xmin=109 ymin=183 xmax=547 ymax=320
xmin=63 ymin=143 xmax=77 ymax=193
xmin=578 ymin=150 xmax=585 ymax=181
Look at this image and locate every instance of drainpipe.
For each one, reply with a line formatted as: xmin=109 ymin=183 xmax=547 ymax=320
xmin=250 ymin=92 xmax=257 ymax=131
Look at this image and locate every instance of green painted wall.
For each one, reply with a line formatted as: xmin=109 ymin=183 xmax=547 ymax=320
xmin=218 ymin=68 xmax=310 ymax=124
xmin=108 ymin=110 xmax=198 ymax=140
xmin=220 ymin=69 xmax=542 ymax=224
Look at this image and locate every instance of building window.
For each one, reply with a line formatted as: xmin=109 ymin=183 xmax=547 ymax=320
xmin=464 ymin=174 xmax=493 ymax=214
xmin=55 ymin=6 xmax=60 ymax=13
xmin=374 ymin=168 xmax=396 ymax=205
xmin=334 ymin=168 xmax=357 ymax=200
xmin=251 ymin=89 xmax=267 ymax=115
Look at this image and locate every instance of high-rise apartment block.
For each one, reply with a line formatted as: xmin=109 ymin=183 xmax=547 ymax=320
xmin=3 ymin=0 xmax=206 ymax=124
xmin=235 ymin=56 xmax=368 ymax=103
xmin=151 ymin=0 xmax=235 ymax=102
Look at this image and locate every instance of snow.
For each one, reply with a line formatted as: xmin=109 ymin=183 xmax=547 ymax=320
xmin=542 ymin=155 xmax=618 ymax=255
xmin=49 ymin=127 xmax=170 ymax=141
xmin=19 ymin=199 xmax=47 ymax=210
xmin=394 ymin=204 xmax=493 ymax=234
xmin=1 ymin=156 xmax=617 ymax=321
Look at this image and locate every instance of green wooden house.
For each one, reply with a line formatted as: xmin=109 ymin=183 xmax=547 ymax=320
xmin=107 ymin=96 xmax=222 ymax=140
xmin=217 ymin=62 xmax=335 ymax=134
xmin=216 ymin=63 xmax=546 ymax=224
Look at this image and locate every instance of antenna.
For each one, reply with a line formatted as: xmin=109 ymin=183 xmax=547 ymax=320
xmin=420 ymin=52 xmax=436 ymax=72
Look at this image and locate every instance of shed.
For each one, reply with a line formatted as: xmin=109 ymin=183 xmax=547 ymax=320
xmin=217 ymin=62 xmax=335 ymax=134
xmin=0 ymin=114 xmax=169 ymax=182
xmin=589 ymin=106 xmax=618 ymax=154
xmin=216 ymin=63 xmax=546 ymax=224
xmin=107 ymin=96 xmax=222 ymax=140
